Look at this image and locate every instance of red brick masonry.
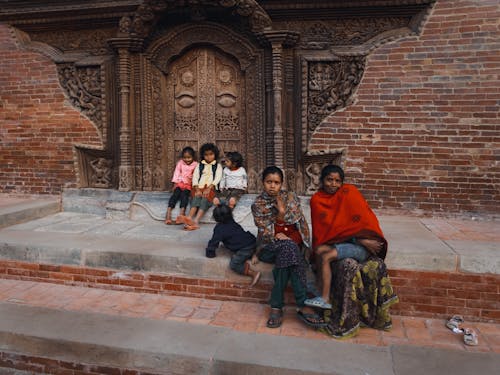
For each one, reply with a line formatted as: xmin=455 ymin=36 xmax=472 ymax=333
xmin=1 ymin=259 xmax=498 ymax=323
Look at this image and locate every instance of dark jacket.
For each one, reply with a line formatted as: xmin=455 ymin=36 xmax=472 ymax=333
xmin=205 ymin=219 xmax=256 ymax=257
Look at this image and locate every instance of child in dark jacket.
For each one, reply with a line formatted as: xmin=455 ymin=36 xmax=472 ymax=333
xmin=206 ymin=204 xmax=261 ymax=287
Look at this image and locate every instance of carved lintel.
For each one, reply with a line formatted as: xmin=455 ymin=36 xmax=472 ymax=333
xmin=130 ymin=0 xmax=272 ymax=38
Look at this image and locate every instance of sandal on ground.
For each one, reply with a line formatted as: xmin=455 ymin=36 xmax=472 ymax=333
xmin=183 ymin=224 xmax=199 ymax=231
xmin=304 ymin=296 xmax=332 ymax=309
xmin=164 ymin=219 xmax=173 ymax=225
xmin=266 ymin=308 xmax=283 ymax=328
xmin=176 ymin=215 xmax=195 ymax=226
xmin=249 ymin=271 xmax=261 ymax=288
xmin=297 ymin=310 xmax=328 ymax=328
xmin=463 ymin=328 xmax=478 ymax=346
xmin=446 ymin=315 xmax=464 ymax=333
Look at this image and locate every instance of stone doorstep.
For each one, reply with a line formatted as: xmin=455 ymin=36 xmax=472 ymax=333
xmin=1 ymin=303 xmax=499 ymax=375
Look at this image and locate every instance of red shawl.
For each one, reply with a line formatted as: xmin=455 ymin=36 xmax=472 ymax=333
xmin=310 ymin=184 xmax=387 ymax=259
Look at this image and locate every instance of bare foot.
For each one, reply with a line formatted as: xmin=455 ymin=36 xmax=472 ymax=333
xmin=249 ymin=271 xmax=261 ymax=288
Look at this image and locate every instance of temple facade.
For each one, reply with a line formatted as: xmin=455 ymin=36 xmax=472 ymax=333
xmin=1 ymin=0 xmax=498 ymax=216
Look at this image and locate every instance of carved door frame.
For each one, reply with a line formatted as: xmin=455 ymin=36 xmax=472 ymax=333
xmin=139 ymin=22 xmax=266 ymax=192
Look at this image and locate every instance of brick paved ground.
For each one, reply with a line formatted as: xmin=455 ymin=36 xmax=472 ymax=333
xmin=1 ymin=278 xmax=498 ymax=354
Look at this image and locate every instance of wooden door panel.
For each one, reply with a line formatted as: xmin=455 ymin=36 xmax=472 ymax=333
xmin=165 ymin=47 xmax=245 ymax=186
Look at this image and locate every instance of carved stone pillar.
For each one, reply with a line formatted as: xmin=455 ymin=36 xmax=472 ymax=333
xmin=108 ymin=38 xmax=143 ymax=191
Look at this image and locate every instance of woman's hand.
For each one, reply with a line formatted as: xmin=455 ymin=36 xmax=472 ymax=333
xmin=251 ymin=254 xmax=259 ymax=265
xmin=275 ymin=232 xmax=290 ymax=241
xmin=358 ymin=238 xmax=384 ymax=254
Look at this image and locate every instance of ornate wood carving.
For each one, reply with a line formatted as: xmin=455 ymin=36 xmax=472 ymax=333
xmin=162 ymin=47 xmax=244 ymax=190
xmin=29 ymin=28 xmax=115 ymax=55
xmin=303 ymin=56 xmax=366 ymax=140
xmin=144 ymin=22 xmax=265 ymax=192
xmin=90 ymin=157 xmax=113 ymax=188
xmin=129 ymin=0 xmax=272 ymax=38
xmin=57 ymin=64 xmax=104 ymax=135
xmin=273 ymin=18 xmax=411 ymax=50
xmin=3 ymin=1 xmax=436 ymax=193
xmin=303 ymin=152 xmax=343 ymax=195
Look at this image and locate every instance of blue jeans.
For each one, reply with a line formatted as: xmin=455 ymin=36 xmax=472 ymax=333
xmin=334 ymin=242 xmax=369 ymax=263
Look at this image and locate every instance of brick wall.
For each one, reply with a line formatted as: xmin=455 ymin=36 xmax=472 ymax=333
xmin=1 ymin=1 xmax=499 ymax=215
xmin=0 ymin=24 xmax=102 ymax=195
xmin=309 ymin=0 xmax=500 ymax=215
xmin=1 ymin=259 xmax=499 ymax=323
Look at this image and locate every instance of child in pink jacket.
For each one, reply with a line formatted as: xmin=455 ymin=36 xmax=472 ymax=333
xmin=165 ymin=147 xmax=198 ymax=224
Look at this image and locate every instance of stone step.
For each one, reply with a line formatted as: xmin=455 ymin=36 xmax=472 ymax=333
xmin=0 ymin=197 xmax=60 ymax=229
xmin=61 ymin=188 xmax=258 ymax=225
xmin=0 ymin=280 xmax=498 ymax=375
xmin=0 ymin=218 xmax=274 ymax=283
xmin=1 ymin=191 xmax=499 ymax=322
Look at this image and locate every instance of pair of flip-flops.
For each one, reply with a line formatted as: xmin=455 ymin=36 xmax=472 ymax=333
xmin=445 ymin=315 xmax=478 ymax=346
xmin=266 ymin=309 xmax=327 ymax=329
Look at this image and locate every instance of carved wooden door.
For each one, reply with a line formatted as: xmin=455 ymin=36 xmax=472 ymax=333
xmin=165 ymin=46 xmax=245 ymax=186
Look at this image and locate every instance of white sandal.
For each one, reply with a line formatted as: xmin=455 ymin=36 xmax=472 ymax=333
xmin=463 ymin=328 xmax=478 ymax=346
xmin=446 ymin=315 xmax=464 ymax=333
xmin=304 ymin=296 xmax=332 ymax=309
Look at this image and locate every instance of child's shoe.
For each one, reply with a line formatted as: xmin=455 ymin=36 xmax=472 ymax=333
xmin=304 ymin=296 xmax=332 ymax=309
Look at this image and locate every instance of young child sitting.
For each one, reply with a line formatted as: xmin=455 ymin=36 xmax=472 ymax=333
xmin=206 ymin=204 xmax=261 ymax=287
xmin=213 ymin=151 xmax=247 ymax=209
xmin=165 ymin=146 xmax=198 ymax=225
xmin=177 ymin=143 xmax=222 ymax=230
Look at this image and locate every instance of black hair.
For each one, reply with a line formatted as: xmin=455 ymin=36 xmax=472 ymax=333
xmin=199 ymin=143 xmax=220 ymax=160
xmin=213 ymin=204 xmax=233 ymax=224
xmin=261 ymin=166 xmax=284 ymax=182
xmin=320 ymin=164 xmax=345 ymax=184
xmin=181 ymin=146 xmax=195 ymax=159
xmin=225 ymin=151 xmax=243 ymax=168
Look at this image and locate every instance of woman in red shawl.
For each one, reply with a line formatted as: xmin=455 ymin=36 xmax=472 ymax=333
xmin=306 ymin=165 xmax=398 ymax=339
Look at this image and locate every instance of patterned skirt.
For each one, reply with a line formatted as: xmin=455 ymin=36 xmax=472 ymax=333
xmin=322 ymin=257 xmax=399 ymax=339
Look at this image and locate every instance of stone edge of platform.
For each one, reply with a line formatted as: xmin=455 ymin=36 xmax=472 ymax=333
xmin=0 ymin=199 xmax=60 ymax=230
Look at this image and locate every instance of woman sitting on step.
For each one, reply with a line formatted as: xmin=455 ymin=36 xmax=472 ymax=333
xmin=251 ymin=166 xmax=326 ymax=329
xmin=306 ymin=164 xmax=399 ymax=339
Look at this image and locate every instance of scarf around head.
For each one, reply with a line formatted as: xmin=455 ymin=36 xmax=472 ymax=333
xmin=310 ymin=184 xmax=387 ymax=259
xmin=251 ymin=190 xmax=311 ymax=254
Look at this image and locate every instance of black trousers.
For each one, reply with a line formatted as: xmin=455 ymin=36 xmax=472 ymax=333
xmin=168 ymin=187 xmax=190 ymax=209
